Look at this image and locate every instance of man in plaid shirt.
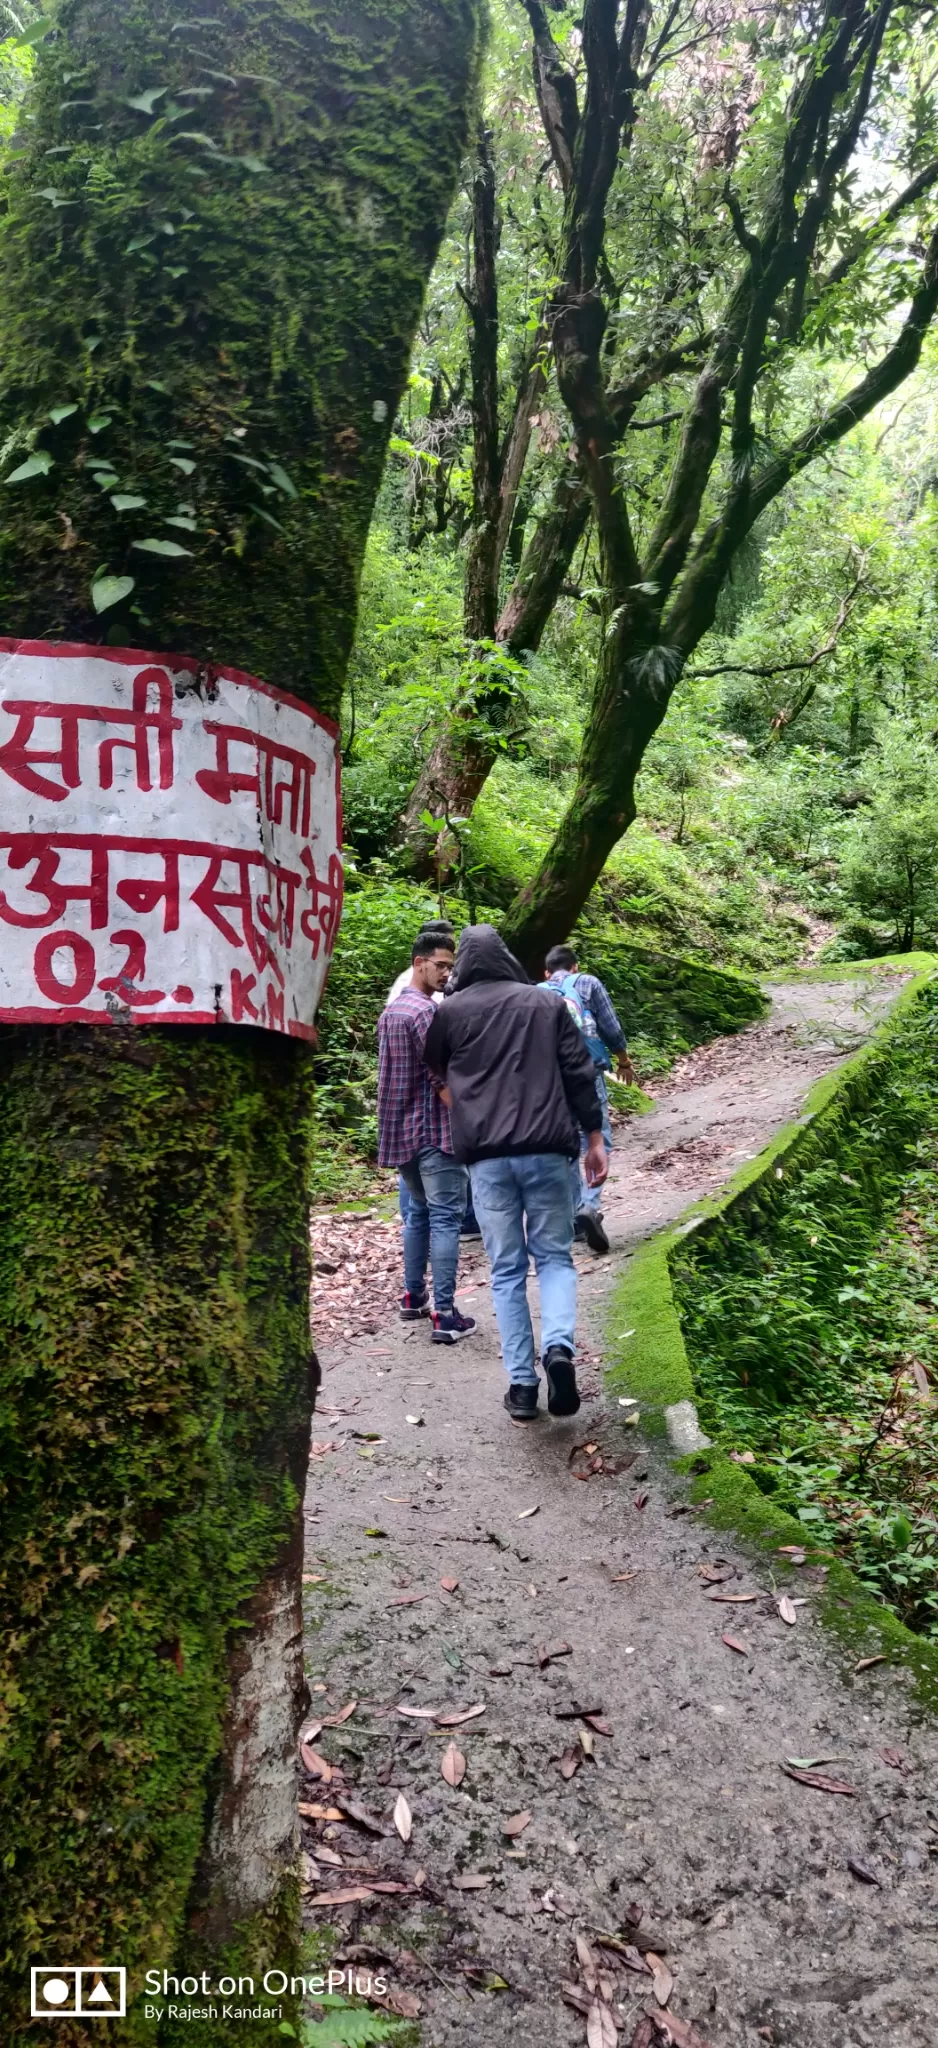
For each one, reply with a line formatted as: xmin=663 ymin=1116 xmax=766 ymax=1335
xmin=377 ymin=932 xmax=476 ymax=1345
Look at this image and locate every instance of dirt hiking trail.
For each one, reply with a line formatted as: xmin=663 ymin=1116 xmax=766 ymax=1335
xmin=301 ymin=973 xmax=938 ymax=2048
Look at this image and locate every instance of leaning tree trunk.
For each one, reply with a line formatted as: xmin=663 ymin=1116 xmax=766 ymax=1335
xmin=0 ymin=3 xmax=480 ymax=2043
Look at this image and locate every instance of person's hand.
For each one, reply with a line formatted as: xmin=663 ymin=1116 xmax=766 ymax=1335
xmin=616 ymin=1053 xmax=636 ymax=1086
xmin=583 ymin=1131 xmax=608 ymax=1186
xmin=439 ymin=1085 xmax=453 ymax=1109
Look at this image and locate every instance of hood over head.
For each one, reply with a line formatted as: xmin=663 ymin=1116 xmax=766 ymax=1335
xmin=448 ymin=922 xmax=530 ymax=992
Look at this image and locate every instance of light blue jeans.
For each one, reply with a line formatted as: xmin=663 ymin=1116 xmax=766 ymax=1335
xmin=470 ymin=1152 xmax=576 ymax=1386
xmin=399 ymin=1148 xmax=468 ymax=1314
xmin=572 ymin=1068 xmax=613 ymax=1215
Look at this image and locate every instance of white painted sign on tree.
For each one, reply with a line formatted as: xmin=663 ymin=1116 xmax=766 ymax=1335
xmin=0 ymin=640 xmax=343 ymax=1038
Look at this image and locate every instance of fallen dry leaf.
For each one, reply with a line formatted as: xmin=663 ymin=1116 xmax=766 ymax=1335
xmin=611 ymin=1571 xmax=638 ymax=1583
xmin=634 ymin=1490 xmax=649 ymax=1510
xmin=654 ymin=2013 xmax=711 ymax=2048
xmin=517 ymin=1505 xmax=540 ymax=1519
xmin=306 ymin=1885 xmax=375 ymax=1908
xmin=388 ymin=1593 xmax=426 ymax=1608
xmin=315 ymin=1845 xmax=344 ymax=1867
xmin=503 ymin=1810 xmax=532 ymax=1837
xmin=583 ymin=1713 xmax=614 ymax=1737
xmin=578 ymin=1727 xmax=596 ymax=1758
xmin=777 ymin=1595 xmax=797 ymax=1626
xmin=647 ymin=1953 xmax=673 ymax=2007
xmin=706 ymin=1592 xmax=757 ymax=1605
xmin=335 ymin=1793 xmax=387 ymax=1833
xmin=911 ymin=1360 xmax=932 ymax=1400
xmin=393 ymin=1792 xmax=412 ymax=1843
xmin=441 ymin=1741 xmax=466 ymax=1788
xmin=559 ymin=1746 xmax=581 ymax=1779
xmin=322 ymin=1701 xmax=357 ymax=1727
xmin=594 ymin=1938 xmax=650 ymax=1976
xmin=781 ymin=1766 xmax=857 ymax=1796
xmin=383 ymin=1988 xmax=422 ymax=2019
xmin=586 ymin=1997 xmax=618 ymax=2048
xmin=576 ymin=1932 xmax=599 ymax=1987
xmin=368 ymin=1880 xmax=411 ymax=1895
xmin=396 ymin=1703 xmax=441 ymax=1719
xmin=299 ymin=1720 xmax=324 ymax=1747
xmin=297 ymin=1801 xmax=343 ymax=1822
xmin=440 ymin=1577 xmax=459 ymax=1593
xmin=879 ymin=1748 xmax=906 ymax=1770
xmin=629 ymin=2021 xmax=655 ymax=2048
xmin=300 ymin=1747 xmax=333 ymax=1782
xmin=854 ymin=1654 xmax=887 ymax=1672
xmin=537 ymin=1639 xmax=573 ymax=1667
xmin=435 ymin=1702 xmax=485 ymax=1727
xmin=302 ymin=1574 xmax=327 ymax=1585
xmin=699 ymin=1565 xmax=734 ymax=1584
xmin=561 ymin=1982 xmax=593 ymax=2017
xmin=847 ymin=1855 xmax=880 ymax=1885
xmin=452 ymin=1872 xmax=492 ymax=1890
xmin=721 ymin=1633 xmax=748 ymax=1655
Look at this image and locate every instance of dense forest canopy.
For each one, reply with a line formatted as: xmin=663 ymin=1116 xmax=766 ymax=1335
xmin=340 ymin=0 xmax=938 ymax=968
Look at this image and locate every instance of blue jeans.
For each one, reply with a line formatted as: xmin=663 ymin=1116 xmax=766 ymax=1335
xmin=572 ymin=1068 xmax=613 ymax=1215
xmin=399 ymin=1149 xmax=468 ymax=1314
xmin=470 ymin=1153 xmax=576 ymax=1386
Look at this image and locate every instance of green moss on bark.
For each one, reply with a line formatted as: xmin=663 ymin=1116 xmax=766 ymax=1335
xmin=0 ymin=0 xmax=484 ymax=712
xmin=0 ymin=1 xmax=483 ymax=2035
xmin=0 ymin=1026 xmax=314 ymax=2042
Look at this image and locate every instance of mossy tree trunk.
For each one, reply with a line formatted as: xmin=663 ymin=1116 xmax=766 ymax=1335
xmin=0 ymin=3 xmax=481 ymax=2041
xmin=500 ymin=0 xmax=938 ymax=973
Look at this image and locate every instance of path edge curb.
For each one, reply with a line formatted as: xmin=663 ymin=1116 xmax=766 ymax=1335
xmin=606 ymin=955 xmax=938 ymax=1711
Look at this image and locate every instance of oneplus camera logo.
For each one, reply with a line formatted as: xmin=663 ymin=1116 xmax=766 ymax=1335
xmin=31 ymin=1968 xmax=127 ymax=2019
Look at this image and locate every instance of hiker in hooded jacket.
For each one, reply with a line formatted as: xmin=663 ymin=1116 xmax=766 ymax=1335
xmin=543 ymin=944 xmax=633 ymax=1256
xmin=377 ymin=932 xmax=477 ymax=1345
xmin=424 ymin=925 xmax=606 ymax=1422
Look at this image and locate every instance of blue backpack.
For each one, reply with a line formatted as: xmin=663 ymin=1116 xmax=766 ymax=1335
xmin=550 ymin=972 xmax=610 ymax=1069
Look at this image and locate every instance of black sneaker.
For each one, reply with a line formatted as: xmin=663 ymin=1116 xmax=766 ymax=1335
xmin=400 ymin=1288 xmax=431 ymax=1322
xmin=504 ymin=1382 xmax=539 ymax=1422
xmin=544 ymin=1344 xmax=580 ymax=1417
xmin=573 ymin=1214 xmax=588 ymax=1242
xmin=431 ymin=1309 xmax=477 ymax=1345
xmin=576 ymin=1209 xmax=610 ymax=1255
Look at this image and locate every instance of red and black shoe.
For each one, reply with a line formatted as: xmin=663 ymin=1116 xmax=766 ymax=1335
xmin=430 ymin=1309 xmax=477 ymax=1345
xmin=399 ymin=1287 xmax=431 ymax=1322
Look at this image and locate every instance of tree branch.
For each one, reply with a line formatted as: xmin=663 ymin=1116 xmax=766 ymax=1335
xmin=664 ymin=218 xmax=938 ymax=656
xmin=520 ymin=0 xmax=579 ymax=193
xmin=689 ymin=560 xmax=868 ymax=680
xmin=819 ymin=157 xmax=938 ymax=294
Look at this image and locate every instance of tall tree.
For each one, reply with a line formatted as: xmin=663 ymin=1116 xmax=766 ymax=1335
xmin=0 ymin=1 xmax=481 ymax=2039
xmin=498 ymin=0 xmax=938 ymax=965
xmin=398 ymin=118 xmax=550 ymax=848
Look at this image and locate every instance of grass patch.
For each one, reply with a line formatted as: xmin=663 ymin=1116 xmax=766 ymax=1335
xmin=607 ymin=960 xmax=938 ymax=1704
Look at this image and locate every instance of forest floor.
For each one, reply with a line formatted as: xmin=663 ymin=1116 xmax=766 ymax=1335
xmin=300 ymin=970 xmax=938 ymax=2048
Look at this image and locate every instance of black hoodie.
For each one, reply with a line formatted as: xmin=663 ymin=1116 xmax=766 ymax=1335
xmin=424 ymin=925 xmax=602 ymax=1164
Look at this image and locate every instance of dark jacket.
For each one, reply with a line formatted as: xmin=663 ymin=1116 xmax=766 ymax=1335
xmin=424 ymin=925 xmax=602 ymax=1165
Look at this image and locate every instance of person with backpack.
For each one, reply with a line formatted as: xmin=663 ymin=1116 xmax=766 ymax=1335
xmin=543 ymin=944 xmax=634 ymax=1256
xmin=423 ymin=925 xmax=606 ymax=1423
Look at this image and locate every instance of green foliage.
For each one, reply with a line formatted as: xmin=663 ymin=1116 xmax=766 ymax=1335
xmin=671 ymin=985 xmax=938 ymax=1637
xmin=840 ymin=732 xmax=938 ymax=951
xmin=298 ymin=2001 xmax=409 ymax=2047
